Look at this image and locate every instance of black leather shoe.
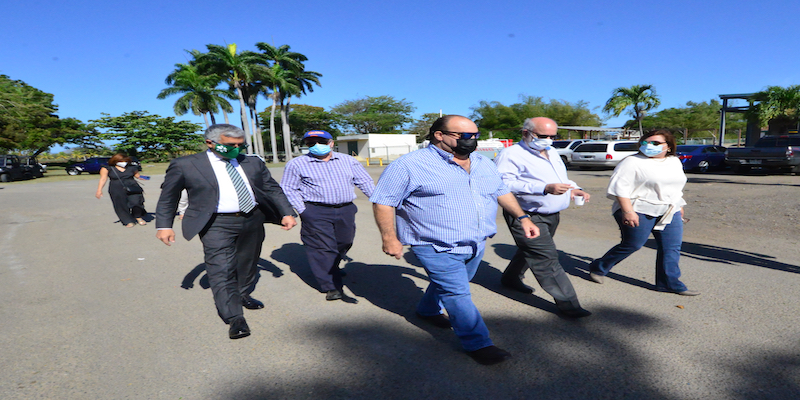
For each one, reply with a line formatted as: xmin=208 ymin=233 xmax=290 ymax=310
xmin=228 ymin=317 xmax=251 ymax=339
xmin=501 ymin=277 xmax=534 ymax=294
xmin=326 ymin=289 xmax=343 ymax=301
xmin=416 ymin=312 xmax=452 ymax=328
xmin=468 ymin=345 xmax=512 ymax=365
xmin=242 ymin=296 xmax=265 ymax=310
xmin=560 ymin=308 xmax=592 ymax=318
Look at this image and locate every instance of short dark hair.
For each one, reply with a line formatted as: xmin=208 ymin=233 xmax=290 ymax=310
xmin=428 ymin=115 xmax=460 ymax=141
xmin=640 ymin=129 xmax=677 ymax=156
xmin=108 ymin=153 xmax=131 ymax=166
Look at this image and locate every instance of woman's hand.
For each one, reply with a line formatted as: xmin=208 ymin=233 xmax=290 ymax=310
xmin=95 ymin=191 xmax=103 ymax=199
xmin=621 ymin=211 xmax=639 ymax=227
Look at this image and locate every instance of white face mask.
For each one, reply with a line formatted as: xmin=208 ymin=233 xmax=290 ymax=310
xmin=117 ymin=162 xmax=128 ymax=168
xmin=527 ymin=137 xmax=553 ymax=150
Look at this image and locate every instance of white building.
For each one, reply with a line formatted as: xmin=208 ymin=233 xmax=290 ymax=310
xmin=334 ymin=134 xmax=417 ymax=162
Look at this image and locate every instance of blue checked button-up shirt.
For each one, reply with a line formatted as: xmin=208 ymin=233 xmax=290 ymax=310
xmin=370 ymin=145 xmax=510 ymax=254
xmin=281 ymin=152 xmax=375 ymax=214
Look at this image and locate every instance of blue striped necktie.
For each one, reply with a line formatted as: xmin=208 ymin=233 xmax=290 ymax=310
xmin=224 ymin=160 xmax=255 ymax=213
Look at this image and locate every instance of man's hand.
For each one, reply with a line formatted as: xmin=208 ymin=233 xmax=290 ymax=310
xmin=520 ymin=218 xmax=540 ymax=239
xmin=571 ymin=189 xmax=591 ymax=202
xmin=544 ymin=183 xmax=574 ymax=195
xmin=280 ymin=215 xmax=297 ymax=230
xmin=157 ymin=229 xmax=176 ymax=246
xmin=382 ymin=237 xmax=404 ymax=259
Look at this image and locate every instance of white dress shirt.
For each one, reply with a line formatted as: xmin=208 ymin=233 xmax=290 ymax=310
xmin=206 ymin=150 xmax=257 ymax=213
xmin=494 ymin=141 xmax=579 ymax=214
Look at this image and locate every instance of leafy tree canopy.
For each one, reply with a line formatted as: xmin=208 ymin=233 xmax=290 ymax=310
xmin=259 ymin=104 xmax=341 ymax=145
xmin=748 ymin=85 xmax=800 ymax=133
xmin=408 ymin=113 xmax=443 ymax=142
xmin=640 ymin=99 xmax=747 ymax=138
xmin=470 ymin=95 xmax=602 ymax=139
xmin=603 ymin=84 xmax=660 ymax=134
xmin=88 ymin=111 xmax=204 ymax=161
xmin=331 ymin=95 xmax=415 ymax=134
xmin=0 ymin=74 xmax=96 ymax=155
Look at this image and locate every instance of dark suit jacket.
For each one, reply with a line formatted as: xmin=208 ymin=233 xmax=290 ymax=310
xmin=155 ymin=151 xmax=296 ymax=241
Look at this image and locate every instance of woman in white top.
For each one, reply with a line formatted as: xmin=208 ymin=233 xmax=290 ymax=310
xmin=587 ymin=130 xmax=699 ymax=296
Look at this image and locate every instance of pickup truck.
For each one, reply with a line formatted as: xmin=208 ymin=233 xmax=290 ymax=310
xmin=725 ymin=135 xmax=800 ymax=174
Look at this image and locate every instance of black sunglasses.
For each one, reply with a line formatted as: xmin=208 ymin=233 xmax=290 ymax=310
xmin=304 ymin=138 xmax=331 ymax=145
xmin=439 ymin=130 xmax=481 ymax=140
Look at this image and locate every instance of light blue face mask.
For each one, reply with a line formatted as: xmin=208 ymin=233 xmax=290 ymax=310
xmin=309 ymin=143 xmax=331 ymax=156
xmin=639 ymin=142 xmax=665 ymax=157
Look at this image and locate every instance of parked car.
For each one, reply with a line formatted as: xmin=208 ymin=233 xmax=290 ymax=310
xmin=676 ymin=145 xmax=727 ymax=173
xmin=65 ymin=157 xmax=141 ymax=175
xmin=570 ymin=141 xmax=639 ymax=169
xmin=725 ymin=135 xmax=800 ymax=174
xmin=19 ymin=156 xmax=46 ymax=178
xmin=0 ymin=154 xmax=27 ymax=182
xmin=552 ymin=139 xmax=593 ymax=165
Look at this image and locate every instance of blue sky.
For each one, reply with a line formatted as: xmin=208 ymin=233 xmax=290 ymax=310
xmin=4 ymin=0 xmax=799 ymax=151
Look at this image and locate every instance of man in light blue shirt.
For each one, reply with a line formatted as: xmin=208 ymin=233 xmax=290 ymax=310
xmin=494 ymin=117 xmax=591 ymax=318
xmin=371 ymin=115 xmax=539 ymax=365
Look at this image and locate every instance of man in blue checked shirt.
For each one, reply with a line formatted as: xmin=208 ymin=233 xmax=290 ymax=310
xmin=494 ymin=117 xmax=592 ymax=318
xmin=281 ymin=130 xmax=376 ymax=301
xmin=371 ymin=115 xmax=539 ymax=366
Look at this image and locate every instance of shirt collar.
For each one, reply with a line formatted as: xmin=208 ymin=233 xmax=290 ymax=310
xmin=306 ymin=152 xmax=340 ymax=162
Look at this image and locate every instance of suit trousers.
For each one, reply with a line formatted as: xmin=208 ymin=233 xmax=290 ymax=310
xmin=502 ymin=210 xmax=582 ymax=311
xmin=199 ymin=209 xmax=265 ymax=323
xmin=300 ymin=202 xmax=356 ymax=292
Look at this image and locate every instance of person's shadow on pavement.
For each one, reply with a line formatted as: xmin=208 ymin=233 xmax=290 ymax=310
xmin=271 ymin=243 xmax=358 ymax=303
xmin=180 ymin=258 xmax=284 ymax=290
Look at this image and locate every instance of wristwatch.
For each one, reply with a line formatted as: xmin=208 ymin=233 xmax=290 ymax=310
xmin=518 ymin=214 xmax=531 ymax=221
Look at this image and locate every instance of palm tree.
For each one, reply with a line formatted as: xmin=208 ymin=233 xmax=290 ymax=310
xmin=157 ymin=63 xmax=235 ymax=128
xmin=197 ymin=44 xmax=266 ymax=154
xmin=749 ymin=85 xmax=800 ymax=133
xmin=603 ymin=84 xmax=661 ymax=135
xmin=255 ymin=43 xmax=321 ymax=161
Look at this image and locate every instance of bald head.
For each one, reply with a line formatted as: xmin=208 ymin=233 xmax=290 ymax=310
xmin=522 ymin=117 xmax=558 ymax=141
xmin=429 ymin=115 xmax=478 ymax=143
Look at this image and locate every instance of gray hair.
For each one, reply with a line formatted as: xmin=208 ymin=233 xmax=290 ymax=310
xmin=204 ymin=124 xmax=246 ymax=142
xmin=521 ymin=118 xmax=537 ymax=141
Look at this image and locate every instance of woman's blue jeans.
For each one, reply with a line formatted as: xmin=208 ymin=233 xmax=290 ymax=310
xmin=590 ymin=210 xmax=687 ymax=292
xmin=411 ymin=243 xmax=493 ymax=352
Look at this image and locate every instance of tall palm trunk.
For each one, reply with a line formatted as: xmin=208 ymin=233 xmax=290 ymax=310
xmin=234 ymin=84 xmax=253 ymax=154
xmin=269 ymin=91 xmax=279 ymax=163
xmin=281 ymin=96 xmax=293 ymax=161
xmin=249 ymin=106 xmax=265 ymax=157
xmin=223 ymin=111 xmax=230 ymax=124
xmin=209 ymin=112 xmax=216 ymax=125
xmin=202 ymin=112 xmax=210 ymax=128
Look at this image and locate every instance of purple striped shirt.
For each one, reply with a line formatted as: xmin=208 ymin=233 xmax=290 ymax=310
xmin=280 ymin=152 xmax=375 ymax=214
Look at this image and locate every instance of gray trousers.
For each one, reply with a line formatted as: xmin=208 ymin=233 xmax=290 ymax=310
xmin=502 ymin=210 xmax=581 ymax=311
xmin=199 ymin=209 xmax=265 ymax=324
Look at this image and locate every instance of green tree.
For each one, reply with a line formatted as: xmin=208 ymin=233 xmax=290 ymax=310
xmin=0 ymin=74 xmax=97 ymax=155
xmin=641 ymin=99 xmax=747 ymax=143
xmin=196 ymin=44 xmax=266 ymax=156
xmin=408 ymin=113 xmax=442 ymax=142
xmin=259 ymin=104 xmax=340 ymax=147
xmin=88 ymin=111 xmax=204 ymax=161
xmin=749 ymin=85 xmax=800 ymax=133
xmin=331 ymin=95 xmax=416 ymax=134
xmin=471 ymin=95 xmax=602 ymax=138
xmin=157 ymin=62 xmax=236 ymax=127
xmin=603 ymin=84 xmax=661 ymax=135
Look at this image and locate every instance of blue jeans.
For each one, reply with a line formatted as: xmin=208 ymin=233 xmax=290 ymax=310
xmin=590 ymin=210 xmax=687 ymax=292
xmin=411 ymin=243 xmax=492 ymax=352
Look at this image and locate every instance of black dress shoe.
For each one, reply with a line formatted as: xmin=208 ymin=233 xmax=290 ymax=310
xmin=500 ymin=277 xmax=534 ymax=294
xmin=242 ymin=296 xmax=265 ymax=310
xmin=468 ymin=345 xmax=512 ymax=365
xmin=560 ymin=308 xmax=592 ymax=318
xmin=326 ymin=289 xmax=343 ymax=301
xmin=228 ymin=317 xmax=251 ymax=339
xmin=416 ymin=312 xmax=452 ymax=328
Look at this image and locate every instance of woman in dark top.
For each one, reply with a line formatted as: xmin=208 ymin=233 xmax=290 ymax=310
xmin=95 ymin=153 xmax=147 ymax=227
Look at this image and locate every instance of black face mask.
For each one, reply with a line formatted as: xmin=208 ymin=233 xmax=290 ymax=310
xmin=452 ymin=137 xmax=478 ymax=156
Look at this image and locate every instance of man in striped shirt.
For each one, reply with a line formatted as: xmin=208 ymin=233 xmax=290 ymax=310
xmin=371 ymin=115 xmax=539 ymax=365
xmin=281 ymin=130 xmax=376 ymax=301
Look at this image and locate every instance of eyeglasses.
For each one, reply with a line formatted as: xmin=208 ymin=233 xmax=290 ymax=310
xmin=304 ymin=138 xmax=331 ymax=146
xmin=439 ymin=131 xmax=481 ymax=140
xmin=642 ymin=140 xmax=666 ymax=146
xmin=209 ymin=140 xmax=243 ymax=148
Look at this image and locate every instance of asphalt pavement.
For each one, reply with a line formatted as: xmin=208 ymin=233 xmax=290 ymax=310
xmin=0 ymin=166 xmax=798 ymax=399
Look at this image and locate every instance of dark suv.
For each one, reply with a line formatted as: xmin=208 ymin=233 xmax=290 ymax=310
xmin=0 ymin=155 xmax=27 ymax=182
xmin=19 ymin=156 xmax=46 ymax=178
xmin=65 ymin=157 xmax=141 ymax=175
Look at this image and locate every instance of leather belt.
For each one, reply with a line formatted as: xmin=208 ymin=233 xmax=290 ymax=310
xmin=306 ymin=201 xmax=353 ymax=208
xmin=214 ymin=210 xmax=255 ymax=217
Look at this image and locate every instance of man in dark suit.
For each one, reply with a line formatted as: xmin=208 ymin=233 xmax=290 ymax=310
xmin=156 ymin=124 xmax=297 ymax=339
